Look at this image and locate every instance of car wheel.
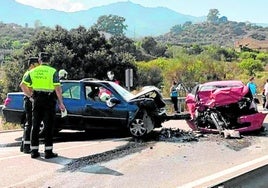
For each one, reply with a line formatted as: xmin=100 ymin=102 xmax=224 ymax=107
xmin=129 ymin=118 xmax=147 ymax=137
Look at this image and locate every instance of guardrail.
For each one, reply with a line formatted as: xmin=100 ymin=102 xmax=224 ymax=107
xmin=163 ymin=97 xmax=186 ymax=112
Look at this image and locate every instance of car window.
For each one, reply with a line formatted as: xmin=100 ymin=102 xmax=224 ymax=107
xmin=85 ymin=84 xmax=113 ymax=102
xmin=62 ymin=83 xmax=80 ymax=99
xmin=86 ymin=85 xmax=100 ymax=101
xmin=110 ymin=82 xmax=134 ymax=101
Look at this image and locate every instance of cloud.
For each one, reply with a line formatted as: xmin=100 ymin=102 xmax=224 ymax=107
xmin=15 ymin=0 xmax=87 ymax=12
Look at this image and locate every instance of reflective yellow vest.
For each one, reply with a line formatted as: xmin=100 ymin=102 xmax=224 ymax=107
xmin=23 ymin=64 xmax=60 ymax=92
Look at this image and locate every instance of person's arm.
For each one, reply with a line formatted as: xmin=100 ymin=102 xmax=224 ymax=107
xmin=55 ymin=85 xmax=65 ymax=111
xmin=20 ymin=82 xmax=34 ymax=102
xmin=20 ymin=82 xmax=33 ymax=98
xmin=170 ymin=86 xmax=173 ymax=93
xmin=265 ymin=84 xmax=268 ymax=95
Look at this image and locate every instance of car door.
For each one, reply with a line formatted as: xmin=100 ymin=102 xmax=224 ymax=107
xmin=82 ymin=83 xmax=129 ymax=129
xmin=56 ymin=82 xmax=85 ymax=129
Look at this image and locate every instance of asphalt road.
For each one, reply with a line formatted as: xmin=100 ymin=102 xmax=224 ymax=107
xmin=1 ymin=115 xmax=268 ymax=188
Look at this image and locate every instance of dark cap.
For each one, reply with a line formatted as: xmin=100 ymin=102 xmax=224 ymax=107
xmin=38 ymin=52 xmax=50 ymax=63
xmin=27 ymin=57 xmax=38 ymax=67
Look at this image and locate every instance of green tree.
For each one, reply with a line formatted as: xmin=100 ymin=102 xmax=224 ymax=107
xmin=202 ymin=45 xmax=238 ymax=61
xmin=2 ymin=25 xmax=139 ymax=95
xmin=2 ymin=61 xmax=23 ymax=97
xmin=11 ymin=40 xmax=22 ymax=49
xmin=141 ymin=37 xmax=157 ymax=55
xmin=239 ymin=58 xmax=264 ymax=75
xmin=140 ymin=37 xmax=166 ymax=58
xmin=256 ymin=53 xmax=268 ymax=64
xmin=93 ymin=15 xmax=127 ymax=36
xmin=110 ymin=35 xmax=137 ymax=55
xmin=207 ymin=9 xmax=220 ymax=24
xmin=219 ymin=16 xmax=228 ymax=23
xmin=170 ymin=24 xmax=183 ymax=34
xmin=136 ymin=63 xmax=163 ymax=88
xmin=240 ymin=52 xmax=257 ymax=60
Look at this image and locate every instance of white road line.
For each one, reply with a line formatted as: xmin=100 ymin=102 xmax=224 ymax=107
xmin=178 ymin=155 xmax=268 ymax=188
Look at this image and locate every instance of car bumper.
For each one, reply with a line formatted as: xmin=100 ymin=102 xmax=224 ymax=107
xmin=2 ymin=108 xmax=24 ymax=124
xmin=186 ymin=112 xmax=267 ymax=133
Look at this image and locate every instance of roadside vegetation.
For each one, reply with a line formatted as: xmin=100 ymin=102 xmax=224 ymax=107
xmin=0 ymin=117 xmax=21 ymax=131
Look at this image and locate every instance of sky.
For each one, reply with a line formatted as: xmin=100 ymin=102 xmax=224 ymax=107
xmin=15 ymin=0 xmax=268 ymax=23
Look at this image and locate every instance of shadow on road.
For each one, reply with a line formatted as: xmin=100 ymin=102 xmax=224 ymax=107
xmin=53 ymin=129 xmax=129 ymax=143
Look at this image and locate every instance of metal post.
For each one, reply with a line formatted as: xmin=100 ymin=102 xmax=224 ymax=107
xmin=125 ymin=69 xmax=133 ymax=91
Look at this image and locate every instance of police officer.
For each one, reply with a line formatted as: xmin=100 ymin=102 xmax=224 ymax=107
xmin=20 ymin=52 xmax=65 ymax=159
xmin=19 ymin=57 xmax=39 ymax=153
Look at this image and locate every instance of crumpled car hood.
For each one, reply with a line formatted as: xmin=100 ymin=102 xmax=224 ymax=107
xmin=128 ymin=86 xmax=162 ymax=101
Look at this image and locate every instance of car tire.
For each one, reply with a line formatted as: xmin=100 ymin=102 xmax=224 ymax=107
xmin=129 ymin=117 xmax=147 ymax=137
xmin=129 ymin=109 xmax=155 ymax=138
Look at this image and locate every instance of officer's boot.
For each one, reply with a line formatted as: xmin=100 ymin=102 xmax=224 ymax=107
xmin=23 ymin=142 xmax=31 ymax=154
xmin=31 ymin=149 xmax=40 ymax=158
xmin=44 ymin=150 xmax=58 ymax=159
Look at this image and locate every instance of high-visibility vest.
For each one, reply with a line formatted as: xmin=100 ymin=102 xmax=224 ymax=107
xmin=23 ymin=64 xmax=60 ymax=91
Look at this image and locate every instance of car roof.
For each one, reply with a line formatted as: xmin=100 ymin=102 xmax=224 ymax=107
xmin=201 ymin=80 xmax=244 ymax=86
xmin=60 ymin=78 xmax=111 ymax=84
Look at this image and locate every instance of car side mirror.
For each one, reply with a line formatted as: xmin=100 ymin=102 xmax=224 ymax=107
xmin=106 ymin=97 xmax=120 ymax=108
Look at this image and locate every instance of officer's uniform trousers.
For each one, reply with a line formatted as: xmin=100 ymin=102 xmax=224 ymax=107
xmin=31 ymin=91 xmax=56 ymax=152
xmin=21 ymin=96 xmax=32 ymax=152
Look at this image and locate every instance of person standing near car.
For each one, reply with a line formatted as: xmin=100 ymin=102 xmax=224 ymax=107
xmin=247 ymin=76 xmax=257 ymax=97
xmin=264 ymin=79 xmax=268 ymax=110
xmin=19 ymin=57 xmax=39 ymax=153
xmin=170 ymin=80 xmax=179 ymax=113
xmin=107 ymin=71 xmax=119 ymax=84
xmin=20 ymin=52 xmax=65 ymax=159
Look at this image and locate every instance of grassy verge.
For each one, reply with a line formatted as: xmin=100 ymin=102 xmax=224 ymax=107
xmin=0 ymin=117 xmax=21 ymax=131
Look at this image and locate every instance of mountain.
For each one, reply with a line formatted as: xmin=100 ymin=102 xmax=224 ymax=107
xmin=0 ymin=0 xmax=205 ymax=37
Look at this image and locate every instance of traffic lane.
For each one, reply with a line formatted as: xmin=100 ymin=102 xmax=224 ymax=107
xmin=211 ymin=164 xmax=268 ymax=188
xmin=0 ymin=130 xmax=131 ymax=160
xmin=5 ymin=122 xmax=266 ymax=188
xmin=0 ymin=137 xmax=132 ymax=188
xmin=0 ymin=129 xmax=22 ymax=146
xmin=32 ymin=133 xmax=268 ymax=188
xmin=41 ymin=120 xmax=268 ymax=188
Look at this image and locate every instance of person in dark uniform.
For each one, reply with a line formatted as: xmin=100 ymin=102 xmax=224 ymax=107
xmin=20 ymin=52 xmax=65 ymax=159
xmin=19 ymin=57 xmax=39 ymax=153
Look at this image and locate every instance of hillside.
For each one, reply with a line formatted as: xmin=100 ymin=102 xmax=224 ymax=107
xmin=156 ymin=21 xmax=268 ymax=47
xmin=0 ymin=0 xmax=204 ymax=37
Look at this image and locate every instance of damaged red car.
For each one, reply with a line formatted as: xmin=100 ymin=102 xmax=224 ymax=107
xmin=185 ymin=80 xmax=267 ymax=137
